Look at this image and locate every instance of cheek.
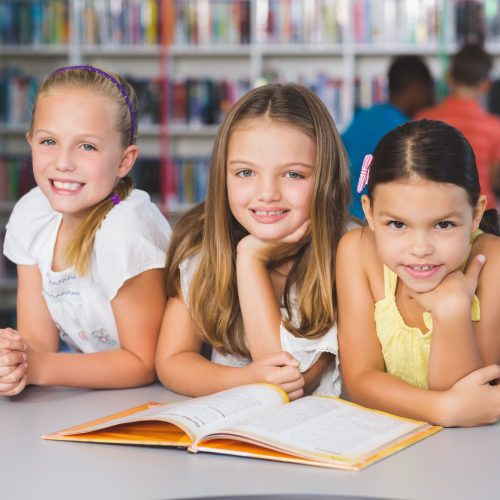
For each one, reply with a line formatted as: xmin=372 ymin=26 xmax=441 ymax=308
xmin=374 ymin=235 xmax=402 ymax=264
xmin=287 ymin=181 xmax=313 ymax=211
xmin=446 ymin=240 xmax=470 ymax=267
xmin=227 ymin=180 xmax=252 ymax=207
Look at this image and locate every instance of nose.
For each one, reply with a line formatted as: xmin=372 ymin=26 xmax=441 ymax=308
xmin=257 ymin=175 xmax=281 ymax=203
xmin=409 ymin=230 xmax=434 ymax=258
xmin=55 ymin=146 xmax=76 ymax=172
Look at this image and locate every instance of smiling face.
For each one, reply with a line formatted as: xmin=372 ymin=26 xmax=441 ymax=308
xmin=362 ymin=176 xmax=485 ymax=293
xmin=226 ymin=117 xmax=316 ymax=242
xmin=28 ymin=87 xmax=133 ymax=227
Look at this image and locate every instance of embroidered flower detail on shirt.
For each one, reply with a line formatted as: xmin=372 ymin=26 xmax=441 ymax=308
xmin=91 ymin=329 xmax=118 ymax=347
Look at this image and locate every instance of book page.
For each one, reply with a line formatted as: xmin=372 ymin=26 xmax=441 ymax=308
xmin=206 ymin=396 xmax=426 ymax=461
xmin=168 ymin=383 xmax=286 ymax=442
xmin=46 ymin=384 xmax=287 ymax=444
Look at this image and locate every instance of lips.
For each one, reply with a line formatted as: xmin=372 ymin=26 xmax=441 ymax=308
xmin=51 ymin=179 xmax=84 ymax=192
xmin=403 ymin=264 xmax=442 ymax=279
xmin=250 ymin=208 xmax=289 ymax=224
xmin=252 ymin=210 xmax=286 ymax=216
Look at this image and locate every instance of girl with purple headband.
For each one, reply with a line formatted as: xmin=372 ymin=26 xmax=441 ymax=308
xmin=0 ymin=65 xmax=171 ymax=395
xmin=336 ymin=119 xmax=500 ymax=427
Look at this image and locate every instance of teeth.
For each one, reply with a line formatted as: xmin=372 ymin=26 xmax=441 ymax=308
xmin=412 ymin=265 xmax=434 ymax=271
xmin=254 ymin=210 xmax=285 ymax=216
xmin=53 ymin=180 xmax=82 ymax=191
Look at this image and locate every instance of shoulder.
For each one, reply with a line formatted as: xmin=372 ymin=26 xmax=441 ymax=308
xmin=7 ymin=187 xmax=53 ymax=224
xmin=337 ymin=226 xmax=373 ymax=263
xmin=96 ymin=189 xmax=172 ymax=248
xmin=483 ymin=111 xmax=500 ymax=131
xmin=471 ymin=232 xmax=500 ymax=271
xmin=4 ymin=187 xmax=59 ymax=264
xmin=337 ymin=225 xmax=382 ymax=290
xmin=92 ymin=190 xmax=172 ymax=299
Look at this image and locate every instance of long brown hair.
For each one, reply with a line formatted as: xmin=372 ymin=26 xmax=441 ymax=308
xmin=29 ymin=66 xmax=139 ymax=275
xmin=165 ymin=83 xmax=351 ymax=356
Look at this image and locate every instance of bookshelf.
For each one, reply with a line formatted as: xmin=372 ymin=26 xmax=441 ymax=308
xmin=1 ymin=0 xmax=500 ymax=325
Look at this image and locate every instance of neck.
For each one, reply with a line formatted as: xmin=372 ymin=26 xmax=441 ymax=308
xmin=451 ymin=84 xmax=483 ymax=101
xmin=389 ymin=95 xmax=411 ymax=117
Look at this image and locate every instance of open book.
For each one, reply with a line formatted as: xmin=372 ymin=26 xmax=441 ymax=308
xmin=43 ymin=383 xmax=440 ymax=470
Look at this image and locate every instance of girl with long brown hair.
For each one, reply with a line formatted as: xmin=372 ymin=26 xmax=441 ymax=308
xmin=156 ymin=83 xmax=351 ymax=399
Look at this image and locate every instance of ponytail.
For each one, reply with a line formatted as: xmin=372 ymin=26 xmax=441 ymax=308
xmin=479 ymin=208 xmax=500 ymax=236
xmin=65 ymin=176 xmax=134 ymax=275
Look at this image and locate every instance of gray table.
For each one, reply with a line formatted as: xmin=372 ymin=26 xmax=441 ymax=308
xmin=1 ymin=384 xmax=498 ymax=500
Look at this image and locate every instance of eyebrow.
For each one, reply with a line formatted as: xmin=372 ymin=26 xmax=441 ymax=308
xmin=33 ymin=129 xmax=104 ymax=141
xmin=227 ymin=160 xmax=315 ymax=169
xmin=378 ymin=210 xmax=465 ymax=220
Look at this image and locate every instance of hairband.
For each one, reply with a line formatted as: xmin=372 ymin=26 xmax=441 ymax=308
xmin=357 ymin=154 xmax=373 ymax=193
xmin=50 ymin=65 xmax=135 ymax=145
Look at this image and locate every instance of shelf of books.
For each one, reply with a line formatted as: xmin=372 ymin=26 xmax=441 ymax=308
xmin=1 ymin=0 xmax=499 ymax=321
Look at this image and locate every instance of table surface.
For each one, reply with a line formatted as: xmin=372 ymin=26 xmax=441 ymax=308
xmin=1 ymin=384 xmax=498 ymax=500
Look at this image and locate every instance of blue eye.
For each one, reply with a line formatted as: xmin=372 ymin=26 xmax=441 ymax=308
xmin=41 ymin=139 xmax=55 ymax=146
xmin=236 ymin=169 xmax=253 ymax=177
xmin=285 ymin=171 xmax=304 ymax=179
xmin=81 ymin=144 xmax=96 ymax=151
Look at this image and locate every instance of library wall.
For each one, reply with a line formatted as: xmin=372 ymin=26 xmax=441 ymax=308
xmin=1 ymin=0 xmax=500 ymax=326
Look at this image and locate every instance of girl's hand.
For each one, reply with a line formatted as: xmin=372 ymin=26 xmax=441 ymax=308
xmin=441 ymin=364 xmax=500 ymax=427
xmin=409 ymin=254 xmax=486 ymax=317
xmin=0 ymin=328 xmax=28 ymax=396
xmin=237 ymin=219 xmax=311 ymax=264
xmin=246 ymin=351 xmax=305 ymax=400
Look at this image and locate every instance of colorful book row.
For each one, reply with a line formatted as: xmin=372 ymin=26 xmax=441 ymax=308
xmin=0 ymin=156 xmax=35 ymax=202
xmin=0 ymin=0 xmax=69 ymax=45
xmin=4 ymin=1 xmax=499 ymax=48
xmin=79 ymin=0 xmax=161 ymax=46
xmin=161 ymin=157 xmax=210 ymax=208
xmin=256 ymin=0 xmax=345 ymax=44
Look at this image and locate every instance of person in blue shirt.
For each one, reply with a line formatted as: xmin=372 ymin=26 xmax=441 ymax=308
xmin=342 ymin=55 xmax=434 ymax=219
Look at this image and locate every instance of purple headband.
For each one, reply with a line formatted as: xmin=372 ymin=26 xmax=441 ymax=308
xmin=50 ymin=65 xmax=135 ymax=145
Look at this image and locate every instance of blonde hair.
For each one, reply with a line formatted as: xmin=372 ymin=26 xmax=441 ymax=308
xmin=165 ymin=83 xmax=351 ymax=357
xmin=29 ymin=66 xmax=139 ymax=275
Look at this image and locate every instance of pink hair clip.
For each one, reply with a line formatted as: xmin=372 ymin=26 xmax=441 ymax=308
xmin=357 ymin=154 xmax=373 ymax=193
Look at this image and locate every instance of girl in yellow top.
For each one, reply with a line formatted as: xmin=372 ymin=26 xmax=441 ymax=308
xmin=337 ymin=119 xmax=500 ymax=427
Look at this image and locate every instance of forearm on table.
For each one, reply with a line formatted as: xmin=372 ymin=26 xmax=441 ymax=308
xmin=345 ymin=369 xmax=448 ymax=425
xmin=156 ymin=351 xmax=252 ymax=397
xmin=27 ymin=349 xmax=156 ymax=389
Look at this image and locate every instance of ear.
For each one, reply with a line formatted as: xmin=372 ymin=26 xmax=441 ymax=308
xmin=26 ymin=132 xmax=32 ymax=147
xmin=472 ymin=195 xmax=487 ymax=231
xmin=117 ymin=144 xmax=138 ymax=178
xmin=361 ymin=194 xmax=375 ymax=230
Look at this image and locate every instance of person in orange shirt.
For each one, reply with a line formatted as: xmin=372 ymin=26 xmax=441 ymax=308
xmin=415 ymin=43 xmax=500 ymax=210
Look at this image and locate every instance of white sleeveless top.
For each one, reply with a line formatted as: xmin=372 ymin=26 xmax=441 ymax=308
xmin=179 ymin=253 xmax=341 ymax=396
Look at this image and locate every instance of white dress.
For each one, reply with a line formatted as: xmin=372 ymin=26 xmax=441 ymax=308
xmin=179 ymin=253 xmax=341 ymax=396
xmin=4 ymin=187 xmax=172 ymax=353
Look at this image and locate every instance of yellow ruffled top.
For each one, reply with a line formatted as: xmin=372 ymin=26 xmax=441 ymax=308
xmin=374 ymin=231 xmax=482 ymax=389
